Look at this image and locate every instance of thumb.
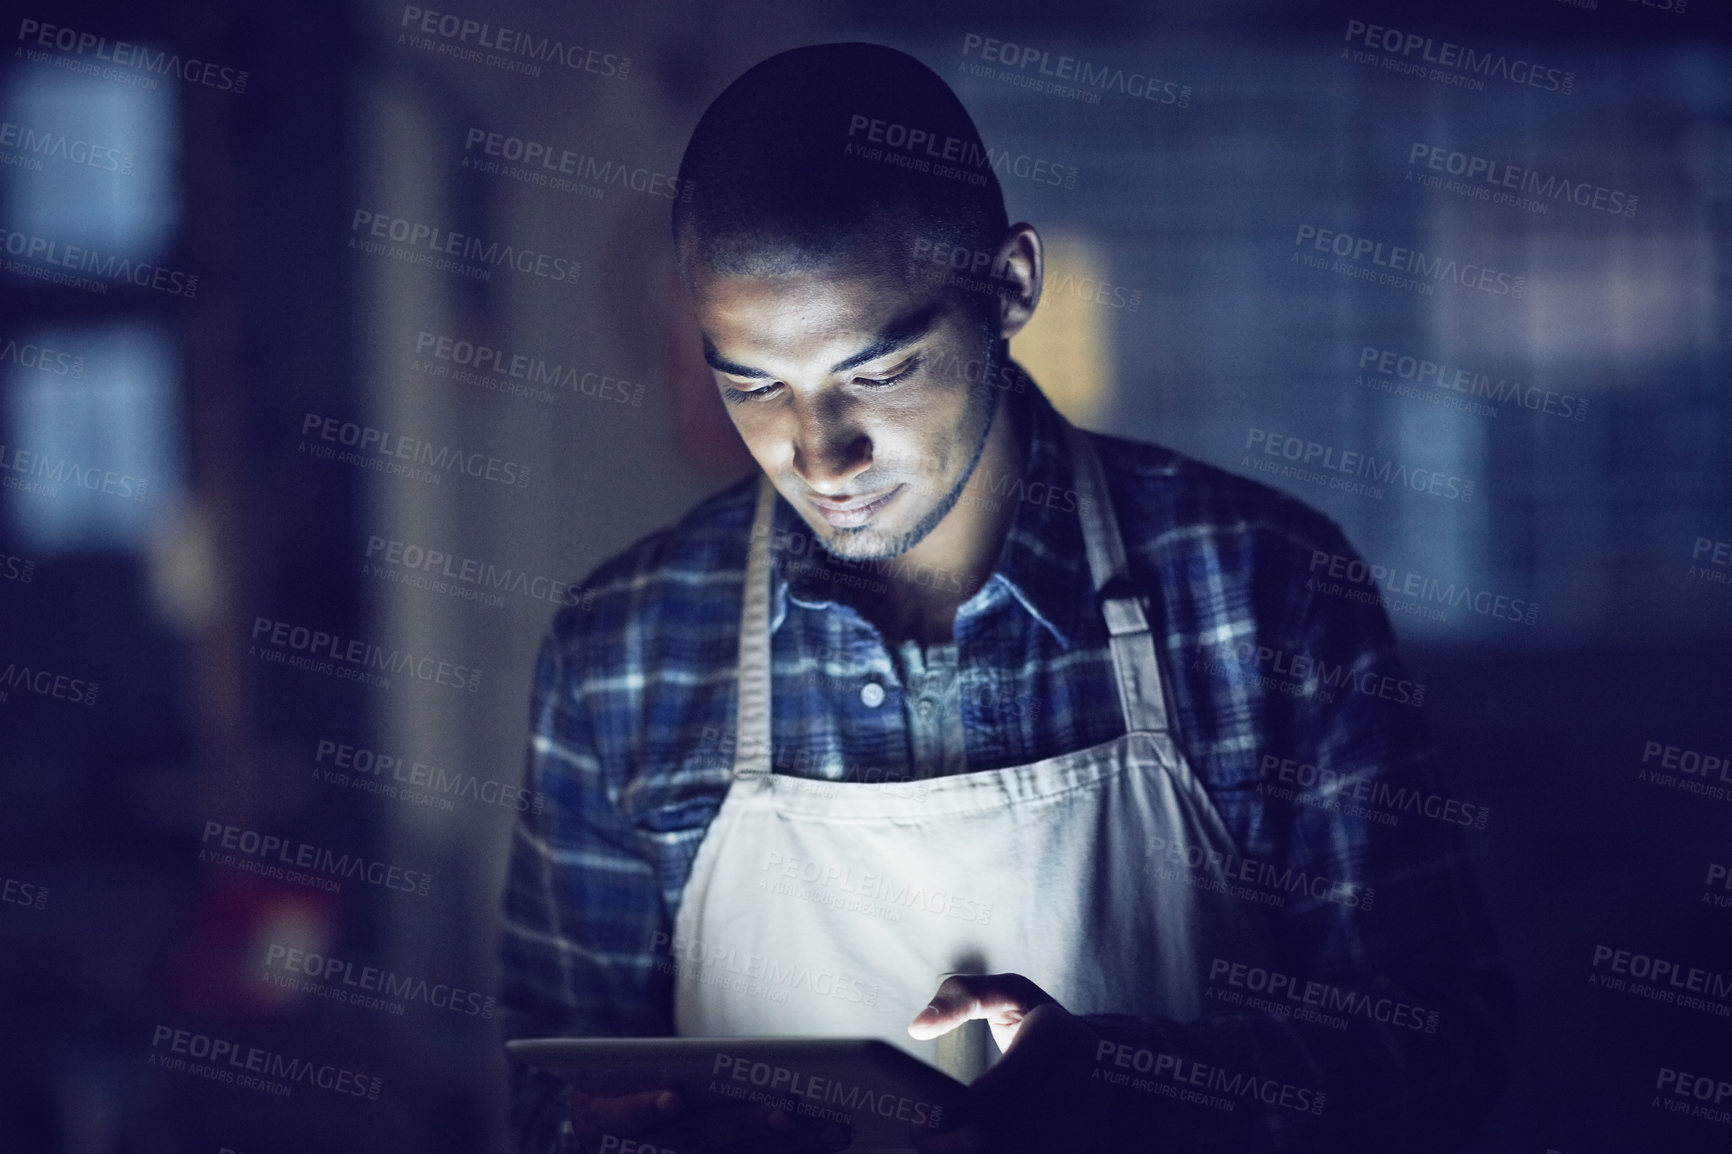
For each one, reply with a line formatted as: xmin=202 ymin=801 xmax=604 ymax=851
xmin=908 ymin=992 xmax=972 ymax=1040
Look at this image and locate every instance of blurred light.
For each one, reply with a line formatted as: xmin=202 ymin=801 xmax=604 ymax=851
xmin=248 ymin=898 xmax=335 ymax=1012
xmin=1499 ymin=234 xmax=1709 ymax=364
xmin=4 ymin=323 xmax=185 ymax=553
xmin=1010 ymin=229 xmax=1114 ymax=425
xmin=2 ymin=60 xmax=180 ymax=257
xmin=146 ymin=498 xmax=221 ymax=633
xmin=1386 ymin=401 xmax=1484 ymax=634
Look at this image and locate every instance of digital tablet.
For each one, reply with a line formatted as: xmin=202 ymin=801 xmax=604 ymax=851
xmin=507 ymin=1036 xmax=967 ymax=1150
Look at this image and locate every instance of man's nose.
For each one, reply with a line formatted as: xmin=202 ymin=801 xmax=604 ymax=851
xmin=790 ymin=400 xmax=872 ymax=491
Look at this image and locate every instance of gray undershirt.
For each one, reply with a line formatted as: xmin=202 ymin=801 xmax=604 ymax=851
xmin=893 ymin=639 xmax=968 ymax=779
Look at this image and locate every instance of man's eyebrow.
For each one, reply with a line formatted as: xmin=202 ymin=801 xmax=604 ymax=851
xmin=703 ymin=344 xmax=771 ymax=378
xmin=701 ymin=302 xmax=943 ymax=380
xmin=827 ymin=302 xmax=942 ymax=374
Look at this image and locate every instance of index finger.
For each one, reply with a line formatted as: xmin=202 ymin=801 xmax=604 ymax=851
xmin=908 ymin=973 xmax=1056 ymax=1039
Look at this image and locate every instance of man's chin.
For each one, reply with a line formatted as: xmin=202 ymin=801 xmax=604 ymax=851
xmin=809 ymin=521 xmax=909 ymax=564
xmin=780 ymin=475 xmax=961 ymax=564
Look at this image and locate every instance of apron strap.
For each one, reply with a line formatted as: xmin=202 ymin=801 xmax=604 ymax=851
xmin=1064 ymin=423 xmax=1175 ymax=738
xmin=733 ymin=476 xmax=779 ymax=780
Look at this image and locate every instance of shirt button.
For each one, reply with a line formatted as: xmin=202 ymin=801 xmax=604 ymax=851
xmin=860 ymin=682 xmax=886 ymax=708
xmin=917 ymin=699 xmax=936 ymax=719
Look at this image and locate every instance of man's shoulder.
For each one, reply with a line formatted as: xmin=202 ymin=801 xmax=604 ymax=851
xmin=1086 ymin=429 xmax=1357 ymax=566
xmin=546 ymin=474 xmax=757 ymax=648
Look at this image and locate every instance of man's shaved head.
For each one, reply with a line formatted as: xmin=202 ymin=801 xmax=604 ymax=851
xmin=674 ymin=43 xmax=1043 ymax=577
xmin=671 ymin=42 xmax=1009 ymax=287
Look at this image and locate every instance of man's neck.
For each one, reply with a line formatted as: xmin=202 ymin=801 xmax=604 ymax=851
xmin=856 ymin=389 xmax=1025 ymax=648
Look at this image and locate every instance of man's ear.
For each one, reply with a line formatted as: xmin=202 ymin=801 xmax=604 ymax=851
xmin=993 ymin=224 xmax=1044 ymax=341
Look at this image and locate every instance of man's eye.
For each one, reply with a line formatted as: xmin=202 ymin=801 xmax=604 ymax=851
xmin=723 ymin=381 xmax=783 ymax=402
xmin=855 ymin=358 xmax=921 ymax=387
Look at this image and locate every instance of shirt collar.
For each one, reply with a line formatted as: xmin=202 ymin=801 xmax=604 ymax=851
xmin=766 ymin=366 xmax=1098 ymax=649
xmin=980 ymin=371 xmax=1096 ymax=650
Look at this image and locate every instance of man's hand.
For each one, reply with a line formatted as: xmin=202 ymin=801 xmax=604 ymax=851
xmin=908 ymin=972 xmax=1060 ymax=1054
xmin=905 ymin=974 xmax=1107 ymax=1153
xmin=570 ymin=1086 xmax=850 ymax=1153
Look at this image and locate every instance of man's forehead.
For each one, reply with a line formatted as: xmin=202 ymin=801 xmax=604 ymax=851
xmin=696 ymin=263 xmax=944 ymax=361
xmin=697 ymin=262 xmax=906 ymax=319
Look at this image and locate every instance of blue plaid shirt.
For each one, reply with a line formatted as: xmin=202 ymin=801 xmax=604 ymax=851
xmin=498 ymin=378 xmax=1513 ymax=1152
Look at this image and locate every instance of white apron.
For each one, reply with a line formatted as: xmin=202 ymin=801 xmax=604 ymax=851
xmin=672 ymin=424 xmax=1276 ymax=1082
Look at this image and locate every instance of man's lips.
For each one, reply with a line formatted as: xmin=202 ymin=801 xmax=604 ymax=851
xmin=806 ymin=484 xmax=902 ymax=529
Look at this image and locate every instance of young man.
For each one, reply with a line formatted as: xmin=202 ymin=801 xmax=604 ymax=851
xmin=499 ymin=42 xmax=1513 ymax=1154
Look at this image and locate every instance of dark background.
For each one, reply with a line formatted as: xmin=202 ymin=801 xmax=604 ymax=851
xmin=2 ymin=0 xmax=1729 ymax=1151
